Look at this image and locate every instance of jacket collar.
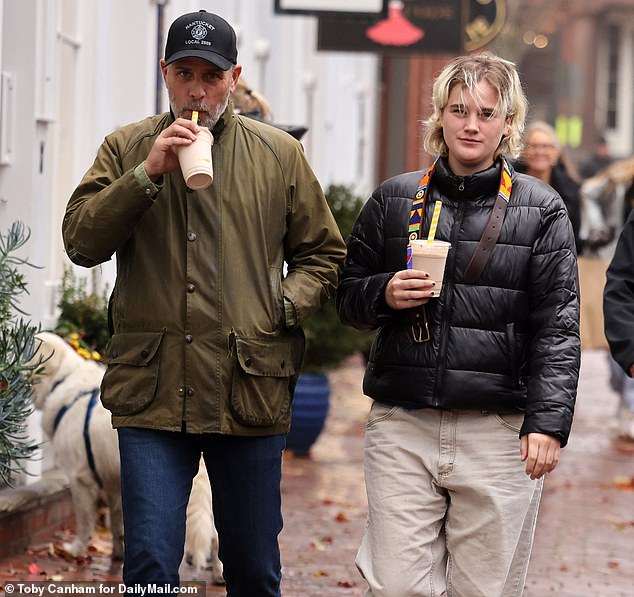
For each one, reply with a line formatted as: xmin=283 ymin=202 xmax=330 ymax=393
xmin=212 ymin=102 xmax=236 ymax=139
xmin=434 ymin=157 xmax=507 ymax=201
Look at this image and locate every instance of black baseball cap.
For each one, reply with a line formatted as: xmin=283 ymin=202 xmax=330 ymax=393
xmin=164 ymin=10 xmax=237 ymax=70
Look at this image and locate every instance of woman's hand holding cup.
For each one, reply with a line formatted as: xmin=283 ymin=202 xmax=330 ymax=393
xmin=385 ymin=269 xmax=436 ymax=310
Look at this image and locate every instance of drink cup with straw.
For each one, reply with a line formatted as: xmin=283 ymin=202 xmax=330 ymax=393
xmin=176 ymin=110 xmax=214 ymax=190
xmin=409 ymin=201 xmax=451 ymax=297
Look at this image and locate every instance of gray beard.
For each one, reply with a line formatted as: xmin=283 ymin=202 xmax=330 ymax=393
xmin=170 ymin=95 xmax=229 ymax=129
xmin=201 ymin=97 xmax=229 ymax=129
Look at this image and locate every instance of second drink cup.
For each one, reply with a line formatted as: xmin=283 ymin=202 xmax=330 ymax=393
xmin=409 ymin=239 xmax=451 ymax=297
xmin=177 ymin=126 xmax=214 ymax=190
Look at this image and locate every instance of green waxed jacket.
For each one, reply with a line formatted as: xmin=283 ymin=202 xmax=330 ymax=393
xmin=62 ymin=104 xmax=346 ymax=435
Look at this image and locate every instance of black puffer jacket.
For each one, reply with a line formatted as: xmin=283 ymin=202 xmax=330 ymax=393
xmin=604 ymin=210 xmax=634 ymax=374
xmin=336 ymin=158 xmax=580 ymax=446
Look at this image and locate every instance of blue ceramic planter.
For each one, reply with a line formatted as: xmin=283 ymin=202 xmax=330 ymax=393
xmin=286 ymin=373 xmax=330 ymax=457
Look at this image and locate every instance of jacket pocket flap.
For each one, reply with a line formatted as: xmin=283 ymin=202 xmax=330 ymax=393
xmin=104 ymin=331 xmax=164 ymax=366
xmin=235 ymin=336 xmax=297 ymax=377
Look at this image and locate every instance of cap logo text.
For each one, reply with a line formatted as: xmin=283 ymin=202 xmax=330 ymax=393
xmin=186 ymin=21 xmax=215 ymax=42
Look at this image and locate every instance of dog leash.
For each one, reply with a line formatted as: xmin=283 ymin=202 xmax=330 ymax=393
xmin=52 ymin=387 xmax=104 ymax=488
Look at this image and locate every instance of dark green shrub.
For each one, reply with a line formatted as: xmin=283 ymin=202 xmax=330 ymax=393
xmin=301 ymin=184 xmax=372 ymax=372
xmin=54 ymin=268 xmax=109 ymax=360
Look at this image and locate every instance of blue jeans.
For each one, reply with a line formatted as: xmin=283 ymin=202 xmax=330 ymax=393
xmin=117 ymin=428 xmax=285 ymax=596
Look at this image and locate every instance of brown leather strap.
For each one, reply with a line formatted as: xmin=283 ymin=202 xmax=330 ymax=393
xmin=463 ymin=193 xmax=509 ymax=284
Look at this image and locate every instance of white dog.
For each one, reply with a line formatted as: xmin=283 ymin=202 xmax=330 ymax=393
xmin=184 ymin=457 xmax=223 ymax=582
xmin=31 ymin=332 xmax=223 ymax=583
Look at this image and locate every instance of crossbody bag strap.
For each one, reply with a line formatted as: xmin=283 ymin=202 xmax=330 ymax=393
xmin=462 ymin=158 xmax=513 ymax=284
xmin=407 ymin=163 xmax=436 ymax=343
xmin=462 ymin=194 xmax=508 ymax=283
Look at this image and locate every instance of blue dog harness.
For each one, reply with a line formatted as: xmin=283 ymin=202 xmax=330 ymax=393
xmin=51 ymin=385 xmax=104 ymax=489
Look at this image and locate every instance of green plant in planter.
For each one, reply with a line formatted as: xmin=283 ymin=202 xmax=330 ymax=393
xmin=301 ymin=184 xmax=371 ymax=373
xmin=55 ymin=268 xmax=109 ymax=361
xmin=0 ymin=222 xmax=41 ymax=486
xmin=286 ymin=185 xmax=371 ymax=456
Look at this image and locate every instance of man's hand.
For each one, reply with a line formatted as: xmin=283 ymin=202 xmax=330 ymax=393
xmin=520 ymin=433 xmax=560 ymax=480
xmin=385 ymin=269 xmax=436 ymax=310
xmin=143 ymin=118 xmax=200 ymax=181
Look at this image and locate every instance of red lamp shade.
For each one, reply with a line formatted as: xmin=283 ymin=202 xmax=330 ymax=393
xmin=366 ymin=0 xmax=424 ymax=47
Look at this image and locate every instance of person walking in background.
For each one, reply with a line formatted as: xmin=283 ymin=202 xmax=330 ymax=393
xmin=514 ymin=120 xmax=583 ymax=254
xmin=581 ymin=155 xmax=634 ymax=258
xmin=604 ymin=210 xmax=634 ymax=450
xmin=336 ymin=52 xmax=580 ymax=597
xmin=62 ymin=9 xmax=346 ymax=594
xmin=579 ymin=134 xmax=614 ymax=180
xmin=581 ymin=156 xmax=634 ymax=445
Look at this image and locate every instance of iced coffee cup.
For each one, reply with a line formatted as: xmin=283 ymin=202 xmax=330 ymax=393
xmin=177 ymin=126 xmax=214 ymax=190
xmin=409 ymin=240 xmax=451 ymax=297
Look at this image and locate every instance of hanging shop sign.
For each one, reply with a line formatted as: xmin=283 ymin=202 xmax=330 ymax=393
xmin=317 ymin=0 xmax=506 ymax=54
xmin=274 ymin=0 xmax=388 ymax=18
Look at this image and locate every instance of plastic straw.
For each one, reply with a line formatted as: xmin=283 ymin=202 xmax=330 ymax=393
xmin=427 ymin=201 xmax=442 ymax=243
xmin=191 ymin=111 xmax=199 ymax=124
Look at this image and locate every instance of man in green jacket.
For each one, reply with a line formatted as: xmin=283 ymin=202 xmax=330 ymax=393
xmin=62 ymin=9 xmax=345 ymax=594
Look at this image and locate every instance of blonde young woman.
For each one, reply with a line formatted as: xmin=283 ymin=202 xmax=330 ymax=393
xmin=337 ymin=53 xmax=580 ymax=597
xmin=515 ymin=120 xmax=583 ymax=254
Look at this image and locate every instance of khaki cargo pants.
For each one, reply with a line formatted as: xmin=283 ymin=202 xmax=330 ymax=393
xmin=356 ymin=403 xmax=543 ymax=597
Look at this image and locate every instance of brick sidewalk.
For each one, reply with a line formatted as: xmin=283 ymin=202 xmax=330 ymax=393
xmin=1 ymin=350 xmax=633 ymax=596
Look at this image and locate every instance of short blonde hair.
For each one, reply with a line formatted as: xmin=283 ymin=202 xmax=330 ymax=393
xmin=423 ymin=52 xmax=528 ymax=160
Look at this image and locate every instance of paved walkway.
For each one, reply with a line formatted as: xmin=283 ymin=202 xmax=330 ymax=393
xmin=523 ymin=349 xmax=634 ymax=597
xmin=0 ymin=350 xmax=633 ymax=596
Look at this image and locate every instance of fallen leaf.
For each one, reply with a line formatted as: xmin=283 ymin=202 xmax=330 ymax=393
xmin=322 ymin=498 xmax=335 ymax=506
xmin=48 ymin=575 xmax=64 ymax=581
xmin=311 ymin=540 xmax=327 ymax=551
xmin=337 ymin=580 xmax=357 ymax=587
xmin=609 ymin=517 xmax=634 ymax=532
xmin=27 ymin=562 xmax=44 ymax=575
xmin=335 ymin=512 xmax=349 ymax=523
xmin=313 ymin=570 xmax=329 ymax=577
xmin=608 ymin=560 xmax=620 ymax=569
xmin=613 ymin=437 xmax=634 ymax=455
xmin=613 ymin=476 xmax=634 ymax=490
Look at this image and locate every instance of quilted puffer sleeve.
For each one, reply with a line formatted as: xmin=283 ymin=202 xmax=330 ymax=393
xmin=336 ymin=184 xmax=397 ymax=331
xmin=520 ymin=198 xmax=580 ymax=447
